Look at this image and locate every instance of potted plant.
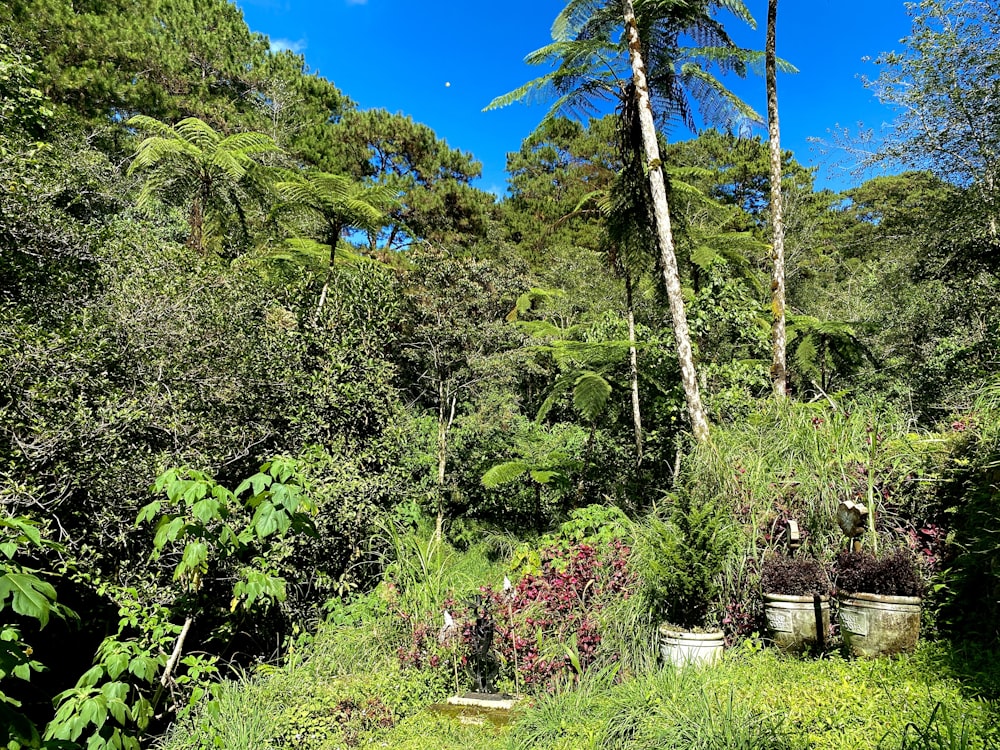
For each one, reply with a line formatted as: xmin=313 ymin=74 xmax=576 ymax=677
xmin=635 ymin=495 xmax=732 ymax=667
xmin=834 ymin=547 xmax=923 ymax=658
xmin=760 ymin=554 xmax=831 ymax=654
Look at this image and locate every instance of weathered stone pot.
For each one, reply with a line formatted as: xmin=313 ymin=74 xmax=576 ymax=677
xmin=763 ymin=593 xmax=830 ymax=654
xmin=658 ymin=625 xmax=724 ymax=667
xmin=838 ymin=593 xmax=921 ymax=658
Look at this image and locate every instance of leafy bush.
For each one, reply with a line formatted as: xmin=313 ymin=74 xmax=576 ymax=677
xmin=760 ymin=555 xmax=830 ymax=597
xmin=486 ymin=538 xmax=636 ymax=690
xmin=835 ymin=548 xmax=924 ymax=597
xmin=935 ymin=376 xmax=1000 ymax=643
xmin=633 ymin=494 xmax=734 ymax=630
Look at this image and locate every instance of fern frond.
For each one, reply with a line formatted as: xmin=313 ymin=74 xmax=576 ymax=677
xmin=126 ymin=114 xmax=175 ymax=136
xmin=573 ymin=370 xmax=612 ymax=422
xmin=482 ymin=461 xmax=529 ymax=488
xmin=173 ymin=117 xmax=221 ymax=151
xmin=516 ymin=320 xmax=565 ymax=338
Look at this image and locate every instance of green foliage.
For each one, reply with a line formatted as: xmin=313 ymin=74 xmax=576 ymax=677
xmin=44 ymin=460 xmax=317 ymax=750
xmin=325 ymin=108 xmax=495 ymax=249
xmin=786 ymin=313 xmax=869 ymax=394
xmin=633 ymin=492 xmax=734 ymax=630
xmin=507 ymin=642 xmax=999 ymax=750
xmin=865 ymin=0 xmax=1000 ymax=217
xmin=0 ymin=41 xmax=54 ymax=138
xmin=153 ymin=531 xmax=1000 ymax=750
xmin=897 ymin=703 xmax=974 ymax=750
xmin=143 ymin=457 xmax=316 ymax=604
xmin=1 ymin=0 xmax=276 ymax=129
xmin=0 ymin=516 xmax=74 ymax=749
xmin=485 ymin=0 xmax=762 ymax=133
xmin=935 ymin=375 xmax=1000 ymax=642
xmin=272 ymin=169 xmax=394 ymax=253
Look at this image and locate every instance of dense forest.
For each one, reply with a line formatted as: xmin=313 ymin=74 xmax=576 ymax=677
xmin=2 ymin=0 xmax=999 ymax=748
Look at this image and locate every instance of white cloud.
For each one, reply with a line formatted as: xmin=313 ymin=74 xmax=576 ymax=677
xmin=270 ymin=37 xmax=307 ymax=54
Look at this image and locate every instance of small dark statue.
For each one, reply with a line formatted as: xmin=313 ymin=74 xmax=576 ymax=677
xmin=468 ymin=595 xmax=498 ymax=693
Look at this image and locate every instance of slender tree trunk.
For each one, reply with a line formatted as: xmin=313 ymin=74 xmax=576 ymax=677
xmin=625 ymin=274 xmax=644 ymax=464
xmin=435 ymin=386 xmax=456 ymax=540
xmin=151 ymin=614 xmax=193 ymax=717
xmin=161 ymin=616 xmax=193 ymax=689
xmin=767 ymin=0 xmax=788 ymax=398
xmin=187 ymin=198 xmax=204 ymax=253
xmin=622 ymin=0 xmax=710 ymax=443
xmin=314 ymin=223 xmax=344 ymax=323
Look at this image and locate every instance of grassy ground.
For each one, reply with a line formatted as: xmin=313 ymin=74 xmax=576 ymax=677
xmin=160 ymin=621 xmax=999 ymax=750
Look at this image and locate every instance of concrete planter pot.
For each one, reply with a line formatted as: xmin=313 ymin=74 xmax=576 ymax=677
xmin=763 ymin=593 xmax=830 ymax=654
xmin=838 ymin=593 xmax=921 ymax=658
xmin=658 ymin=625 xmax=724 ymax=667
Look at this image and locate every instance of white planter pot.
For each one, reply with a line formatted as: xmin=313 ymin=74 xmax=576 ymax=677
xmin=658 ymin=625 xmax=724 ymax=667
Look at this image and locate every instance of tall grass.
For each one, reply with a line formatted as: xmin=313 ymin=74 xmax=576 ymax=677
xmin=688 ymin=398 xmax=935 ymax=556
xmin=666 ymin=398 xmax=946 ymax=634
xmin=156 ymin=677 xmax=283 ymax=750
xmin=503 ymin=643 xmax=999 ymax=750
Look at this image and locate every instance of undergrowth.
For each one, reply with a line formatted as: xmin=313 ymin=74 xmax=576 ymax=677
xmin=159 ymin=635 xmax=1000 ymax=750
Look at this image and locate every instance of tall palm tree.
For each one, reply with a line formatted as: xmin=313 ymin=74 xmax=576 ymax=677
xmin=487 ymin=0 xmax=762 ymax=442
xmin=128 ymin=115 xmax=279 ymax=255
xmin=766 ymin=0 xmax=788 ymax=398
xmin=272 ymin=170 xmax=396 ymax=319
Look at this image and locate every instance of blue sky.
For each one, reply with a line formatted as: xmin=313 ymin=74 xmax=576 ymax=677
xmin=236 ymin=0 xmax=914 ymax=195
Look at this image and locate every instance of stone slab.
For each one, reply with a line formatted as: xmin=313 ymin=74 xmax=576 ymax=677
xmin=446 ymin=692 xmax=519 ymax=710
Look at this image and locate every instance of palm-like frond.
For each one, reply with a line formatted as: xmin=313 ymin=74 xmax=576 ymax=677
xmin=551 ymin=0 xmax=607 ymax=42
xmin=787 ymin=314 xmax=869 ymax=389
xmin=274 ymin=170 xmax=394 ymax=242
xmin=486 ymin=0 xmax=761 ymax=137
xmin=172 ymin=116 xmax=222 ymax=152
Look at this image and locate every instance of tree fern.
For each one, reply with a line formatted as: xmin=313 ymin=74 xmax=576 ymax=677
xmin=127 ymin=115 xmax=280 ymax=254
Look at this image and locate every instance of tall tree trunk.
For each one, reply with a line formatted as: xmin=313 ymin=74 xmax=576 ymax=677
xmin=767 ymin=0 xmax=789 ymax=398
xmin=621 ymin=0 xmax=710 ymax=443
xmin=625 ymin=273 xmax=644 ymax=464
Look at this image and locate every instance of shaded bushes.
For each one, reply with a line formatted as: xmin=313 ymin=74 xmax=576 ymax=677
xmin=834 ymin=548 xmax=924 ymax=597
xmin=760 ymin=555 xmax=830 ymax=597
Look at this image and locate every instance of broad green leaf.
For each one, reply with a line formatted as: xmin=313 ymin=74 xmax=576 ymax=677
xmin=191 ymin=497 xmax=220 ymax=525
xmin=101 ymin=681 xmax=128 ymax=702
xmin=132 ymin=697 xmax=153 ymax=730
xmin=234 ymin=472 xmax=270 ymax=498
xmin=135 ymin=501 xmax=161 ymax=526
xmin=104 ymin=651 xmax=128 ymax=680
xmin=164 ymin=517 xmax=186 ymax=544
xmin=75 ymin=665 xmax=105 ymax=689
xmin=108 ymin=697 xmax=127 ymax=725
xmin=0 ymin=572 xmax=57 ymax=626
xmin=180 ymin=541 xmax=208 ymax=572
xmin=181 ymin=480 xmax=208 ymax=505
xmin=529 ymin=470 xmax=561 ymax=485
xmin=79 ymin=695 xmax=107 ymax=729
xmin=252 ymin=502 xmax=278 ymax=538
